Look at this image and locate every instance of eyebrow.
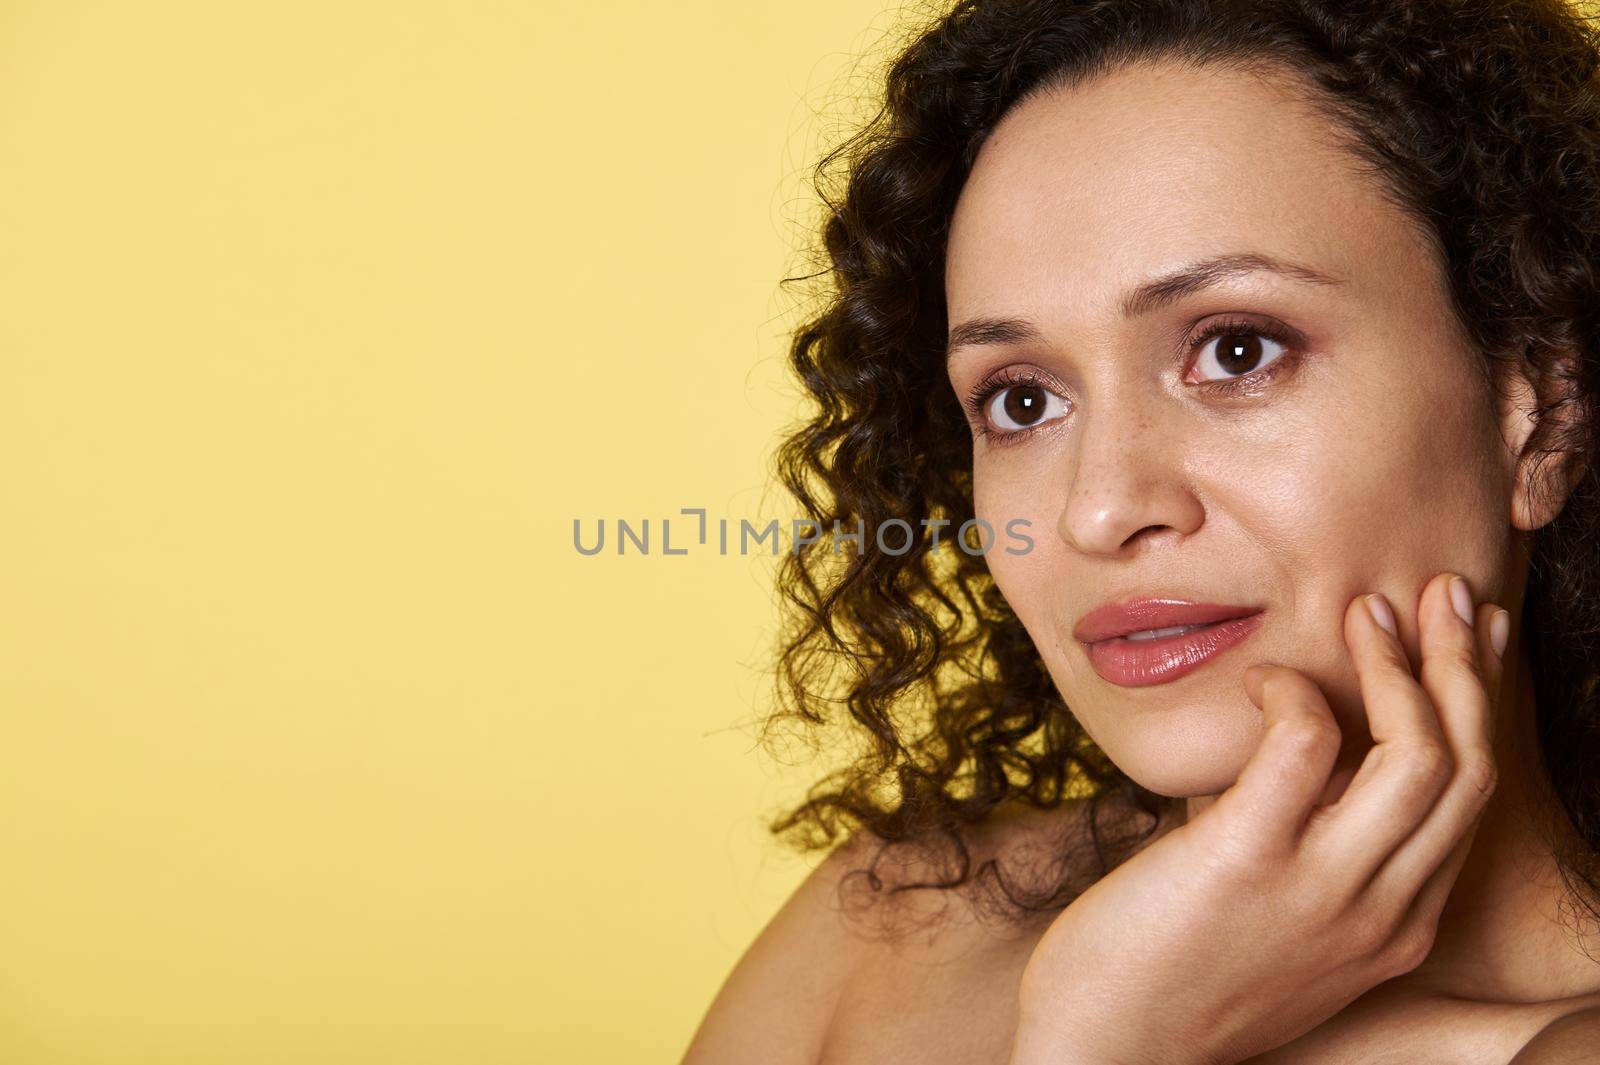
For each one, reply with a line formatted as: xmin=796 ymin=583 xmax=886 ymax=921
xmin=944 ymin=252 xmax=1344 ymax=364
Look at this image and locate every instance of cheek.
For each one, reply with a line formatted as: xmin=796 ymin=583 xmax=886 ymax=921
xmin=1226 ymin=346 xmax=1495 ymax=537
xmin=1222 ymin=373 xmax=1508 ymax=707
xmin=971 ymin=460 xmax=1072 ymax=641
xmin=1266 ymin=372 xmax=1504 ymax=578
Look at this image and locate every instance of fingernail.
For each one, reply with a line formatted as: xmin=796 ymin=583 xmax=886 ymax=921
xmin=1490 ymin=608 xmax=1510 ymax=659
xmin=1449 ymin=576 xmax=1474 ymax=627
xmin=1366 ymin=593 xmax=1398 ymax=636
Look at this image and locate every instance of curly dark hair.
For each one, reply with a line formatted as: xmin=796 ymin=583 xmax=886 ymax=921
xmin=761 ymin=0 xmax=1600 ymax=930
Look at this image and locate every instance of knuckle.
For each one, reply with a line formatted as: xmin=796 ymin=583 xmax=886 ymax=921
xmin=1274 ymin=718 xmax=1342 ymax=767
xmin=1395 ymin=741 xmax=1454 ymax=796
xmin=1350 ymin=906 xmax=1398 ymax=958
xmin=1420 ymin=642 xmax=1481 ymax=684
xmin=1383 ymin=922 xmax=1438 ymax=976
xmin=1458 ymin=751 xmax=1499 ymax=800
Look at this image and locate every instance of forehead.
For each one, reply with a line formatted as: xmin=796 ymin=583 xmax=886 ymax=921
xmin=944 ymin=57 xmax=1419 ymax=321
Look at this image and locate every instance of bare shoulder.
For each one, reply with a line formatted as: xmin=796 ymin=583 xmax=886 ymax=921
xmin=678 ymin=830 xmax=881 ymax=1065
xmin=818 ymin=794 xmax=1173 ymax=1063
xmin=679 ymin=794 xmax=1164 ymax=1065
xmin=1508 ymin=1003 xmax=1600 ymax=1064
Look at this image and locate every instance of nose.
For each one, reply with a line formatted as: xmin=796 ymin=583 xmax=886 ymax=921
xmin=1055 ymin=408 xmax=1205 ymax=557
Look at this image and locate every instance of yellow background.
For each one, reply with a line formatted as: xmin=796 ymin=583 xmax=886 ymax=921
xmin=0 ymin=2 xmax=909 ymax=1061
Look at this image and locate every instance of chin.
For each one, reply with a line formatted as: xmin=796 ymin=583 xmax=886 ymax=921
xmin=1121 ymin=764 xmax=1243 ymax=799
xmin=1100 ymin=718 xmax=1263 ymax=799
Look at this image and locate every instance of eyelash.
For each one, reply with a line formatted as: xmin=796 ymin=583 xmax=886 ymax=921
xmin=961 ymin=316 xmax=1303 ymax=444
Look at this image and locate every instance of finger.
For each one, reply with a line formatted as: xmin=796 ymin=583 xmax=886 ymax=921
xmin=1414 ymin=575 xmax=1494 ymax=775
xmin=1397 ymin=599 xmax=1507 ymax=922
xmin=1365 ymin=578 xmax=1502 ymax=905
xmin=1303 ymin=588 xmax=1452 ymax=886
xmin=1375 ymin=793 xmax=1491 ymax=978
xmin=1209 ymin=662 xmax=1343 ymax=853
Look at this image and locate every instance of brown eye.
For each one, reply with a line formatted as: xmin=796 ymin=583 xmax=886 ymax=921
xmin=984 ymin=382 xmax=1068 ymax=433
xmin=1194 ymin=330 xmax=1288 ymax=382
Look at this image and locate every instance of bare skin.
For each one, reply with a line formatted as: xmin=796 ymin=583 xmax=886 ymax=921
xmin=942 ymin=55 xmax=1600 ymax=1059
xmin=683 ymin=57 xmax=1600 ymax=1064
xmin=685 ymin=596 xmax=1600 ymax=1063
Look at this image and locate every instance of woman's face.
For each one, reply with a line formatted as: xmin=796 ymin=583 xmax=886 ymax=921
xmin=944 ymin=58 xmax=1531 ymax=798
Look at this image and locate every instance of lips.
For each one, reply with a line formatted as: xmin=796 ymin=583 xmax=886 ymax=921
xmin=1073 ymin=598 xmax=1262 ymax=643
xmin=1074 ymin=598 xmax=1265 ymax=687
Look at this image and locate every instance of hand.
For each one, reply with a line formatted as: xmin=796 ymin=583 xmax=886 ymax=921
xmin=1007 ymin=572 xmax=1508 ymax=1065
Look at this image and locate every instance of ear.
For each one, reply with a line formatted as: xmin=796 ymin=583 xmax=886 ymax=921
xmin=1495 ymin=344 xmax=1591 ymax=532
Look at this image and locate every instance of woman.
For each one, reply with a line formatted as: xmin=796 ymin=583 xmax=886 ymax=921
xmin=685 ymin=0 xmax=1600 ymax=1061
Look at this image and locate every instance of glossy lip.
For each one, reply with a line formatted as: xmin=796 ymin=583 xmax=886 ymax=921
xmin=1074 ymin=598 xmax=1266 ymax=688
xmin=1082 ymin=613 xmax=1265 ymax=687
xmin=1073 ymin=598 xmax=1263 ymax=643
